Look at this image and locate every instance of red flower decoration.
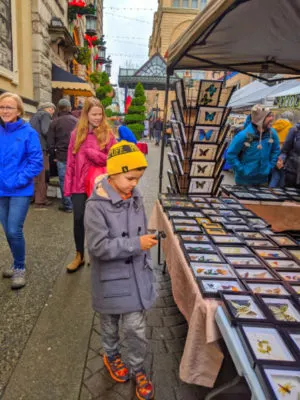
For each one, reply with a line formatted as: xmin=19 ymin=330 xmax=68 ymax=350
xmin=68 ymin=0 xmax=86 ymax=7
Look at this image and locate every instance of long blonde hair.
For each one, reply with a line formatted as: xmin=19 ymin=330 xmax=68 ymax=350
xmin=73 ymin=98 xmax=111 ymax=154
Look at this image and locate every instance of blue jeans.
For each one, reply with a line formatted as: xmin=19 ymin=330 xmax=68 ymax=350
xmin=0 ymin=196 xmax=31 ymax=270
xmin=57 ymin=161 xmax=72 ymax=210
xmin=269 ymin=167 xmax=285 ymax=188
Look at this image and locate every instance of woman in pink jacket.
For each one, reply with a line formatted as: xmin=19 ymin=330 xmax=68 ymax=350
xmin=64 ymin=98 xmax=116 ymax=272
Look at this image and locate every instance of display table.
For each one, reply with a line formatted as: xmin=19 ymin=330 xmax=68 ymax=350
xmin=244 ymin=202 xmax=300 ymax=232
xmin=148 ymin=201 xmax=223 ymax=388
xmin=214 ymin=307 xmax=266 ymax=400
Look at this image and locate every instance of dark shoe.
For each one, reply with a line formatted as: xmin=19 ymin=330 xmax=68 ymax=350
xmin=59 ymin=206 xmax=72 ymax=213
xmin=66 ymin=252 xmax=85 ymax=273
xmin=103 ymin=354 xmax=129 ymax=383
xmin=135 ymin=368 xmax=154 ymax=400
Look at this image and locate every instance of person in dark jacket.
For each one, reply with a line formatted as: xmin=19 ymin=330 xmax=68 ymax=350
xmin=0 ymin=93 xmax=43 ymax=289
xmin=153 ymin=117 xmax=163 ymax=146
xmin=85 ymin=141 xmax=157 ymax=400
xmin=30 ymin=101 xmax=55 ymax=206
xmin=280 ymin=122 xmax=300 ymax=187
xmin=48 ymin=99 xmax=78 ymax=212
xmin=227 ymin=104 xmax=280 ymax=186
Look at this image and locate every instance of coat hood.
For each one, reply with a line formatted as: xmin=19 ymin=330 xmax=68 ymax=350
xmin=273 ymin=119 xmax=292 ymax=135
xmin=88 ymin=175 xmax=142 ymax=205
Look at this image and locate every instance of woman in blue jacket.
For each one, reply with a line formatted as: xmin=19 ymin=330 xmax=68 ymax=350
xmin=226 ymin=105 xmax=280 ymax=186
xmin=0 ymin=93 xmax=43 ymax=289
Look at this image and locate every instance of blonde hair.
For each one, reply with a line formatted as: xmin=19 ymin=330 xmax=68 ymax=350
xmin=0 ymin=92 xmax=24 ymax=117
xmin=73 ymin=97 xmax=112 ymax=154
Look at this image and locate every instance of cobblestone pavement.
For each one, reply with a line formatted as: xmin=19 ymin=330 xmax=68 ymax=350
xmin=79 ymin=143 xmax=250 ymax=400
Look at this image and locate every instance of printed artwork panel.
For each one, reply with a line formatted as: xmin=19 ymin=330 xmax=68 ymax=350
xmin=188 ymin=178 xmax=214 ymax=194
xmin=265 ymin=259 xmax=300 ymax=270
xmin=193 ymin=126 xmax=220 ymax=143
xmin=262 ymin=298 xmax=300 ymax=323
xmin=192 ymin=144 xmax=218 ymax=161
xmin=236 ymin=269 xmax=274 ymax=280
xmin=264 ymin=368 xmax=300 ymax=400
xmin=197 ymin=80 xmax=222 ymax=107
xmin=243 ymin=326 xmax=295 ymax=362
xmin=190 ymin=162 xmax=215 ymax=177
xmin=247 ymin=282 xmax=289 ymax=296
xmin=191 ymin=263 xmax=235 ymax=278
xmin=224 ymin=294 xmax=266 ymax=320
xmin=201 ymin=279 xmax=244 ymax=293
xmin=197 ymin=107 xmax=225 ymax=126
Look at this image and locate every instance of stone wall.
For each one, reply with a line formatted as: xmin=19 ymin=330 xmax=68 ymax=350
xmin=31 ymin=0 xmax=68 ymax=103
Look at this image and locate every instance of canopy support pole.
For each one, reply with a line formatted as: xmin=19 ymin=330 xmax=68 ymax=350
xmin=159 ymin=74 xmax=170 ymax=194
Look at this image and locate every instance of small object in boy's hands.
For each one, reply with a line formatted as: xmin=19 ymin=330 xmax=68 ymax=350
xmin=140 ymin=235 xmax=158 ymax=250
xmin=154 ymin=230 xmax=167 ymax=240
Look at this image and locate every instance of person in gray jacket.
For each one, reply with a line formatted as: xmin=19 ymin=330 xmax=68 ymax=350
xmin=30 ymin=102 xmax=55 ymax=206
xmin=85 ymin=140 xmax=157 ymax=400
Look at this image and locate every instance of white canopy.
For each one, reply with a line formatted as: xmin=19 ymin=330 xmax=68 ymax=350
xmin=229 ymin=81 xmax=267 ymax=105
xmin=230 ymin=80 xmax=300 ymax=109
xmin=167 ymin=0 xmax=300 ymax=79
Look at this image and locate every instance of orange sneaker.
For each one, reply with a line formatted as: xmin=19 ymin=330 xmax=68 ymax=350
xmin=103 ymin=353 xmax=129 ymax=383
xmin=135 ymin=369 xmax=154 ymax=400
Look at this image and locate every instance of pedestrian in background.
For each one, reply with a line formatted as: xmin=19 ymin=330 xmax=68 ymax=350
xmin=48 ymin=98 xmax=78 ymax=212
xmin=270 ymin=111 xmax=294 ymax=188
xmin=72 ymin=102 xmax=83 ymax=119
xmin=30 ymin=101 xmax=55 ymax=206
xmin=153 ymin=116 xmax=163 ymax=146
xmin=0 ymin=93 xmax=43 ymax=289
xmin=85 ymin=140 xmax=157 ymax=400
xmin=227 ymin=104 xmax=280 ymax=186
xmin=149 ymin=117 xmax=154 ymax=141
xmin=64 ymin=98 xmax=116 ymax=273
xmin=279 ymin=117 xmax=300 ymax=188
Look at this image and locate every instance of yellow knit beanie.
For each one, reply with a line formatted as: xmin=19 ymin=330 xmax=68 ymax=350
xmin=107 ymin=140 xmax=148 ymax=176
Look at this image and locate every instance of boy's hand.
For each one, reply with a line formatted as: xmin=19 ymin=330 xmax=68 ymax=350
xmin=276 ymin=158 xmax=284 ymax=169
xmin=140 ymin=235 xmax=158 ymax=250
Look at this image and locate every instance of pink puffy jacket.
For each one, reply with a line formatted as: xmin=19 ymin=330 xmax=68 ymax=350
xmin=64 ymin=130 xmax=116 ymax=197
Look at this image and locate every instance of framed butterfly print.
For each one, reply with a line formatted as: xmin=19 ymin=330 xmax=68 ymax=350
xmin=171 ymin=120 xmax=187 ymax=145
xmin=188 ymin=178 xmax=214 ymax=194
xmin=196 ymin=106 xmax=226 ymax=126
xmin=175 ymin=79 xmax=187 ymax=110
xmin=168 ymin=152 xmax=184 ymax=176
xmin=197 ymin=278 xmax=245 ymax=298
xmin=190 ymin=161 xmax=215 ymax=177
xmin=167 ymin=170 xmax=180 ymax=193
xmin=193 ymin=126 xmax=220 ymax=144
xmin=169 ymin=138 xmax=184 ymax=162
xmin=218 ymin=86 xmax=236 ymax=107
xmin=171 ymin=100 xmax=183 ymax=124
xmin=255 ymin=365 xmax=300 ymax=400
xmin=191 ymin=144 xmax=218 ymax=161
xmin=196 ymin=80 xmax=222 ymax=107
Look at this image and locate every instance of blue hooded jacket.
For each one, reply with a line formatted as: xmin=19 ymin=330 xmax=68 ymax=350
xmin=0 ymin=119 xmax=43 ymax=197
xmin=226 ymin=123 xmax=280 ymax=185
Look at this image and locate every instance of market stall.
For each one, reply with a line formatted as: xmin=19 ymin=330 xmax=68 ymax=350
xmin=150 ymin=0 xmax=300 ymax=396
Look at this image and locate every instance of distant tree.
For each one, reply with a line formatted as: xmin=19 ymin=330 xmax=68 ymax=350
xmin=89 ymin=71 xmax=114 ymax=115
xmin=125 ymin=82 xmax=146 ymax=140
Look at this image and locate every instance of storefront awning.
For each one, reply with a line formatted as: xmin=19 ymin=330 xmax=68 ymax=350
xmin=52 ymin=64 xmax=95 ymax=97
xmin=167 ymin=0 xmax=300 ymax=81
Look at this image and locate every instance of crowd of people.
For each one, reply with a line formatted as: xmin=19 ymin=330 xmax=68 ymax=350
xmin=227 ymin=104 xmax=300 ymax=189
xmin=0 ymin=92 xmax=157 ymax=400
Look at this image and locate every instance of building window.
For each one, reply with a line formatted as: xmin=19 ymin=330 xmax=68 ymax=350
xmin=191 ymin=0 xmax=198 ymax=8
xmin=172 ymin=0 xmax=180 ymax=7
xmin=182 ymin=0 xmax=189 ymax=7
xmin=200 ymin=0 xmax=207 ymax=10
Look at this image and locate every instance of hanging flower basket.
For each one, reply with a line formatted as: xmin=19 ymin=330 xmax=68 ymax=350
xmin=74 ymin=46 xmax=91 ymax=66
xmin=84 ymin=34 xmax=99 ymax=48
xmin=68 ymin=1 xmax=96 ymax=22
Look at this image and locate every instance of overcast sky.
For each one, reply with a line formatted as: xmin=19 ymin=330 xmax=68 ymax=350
xmin=103 ymin=0 xmax=158 ymax=84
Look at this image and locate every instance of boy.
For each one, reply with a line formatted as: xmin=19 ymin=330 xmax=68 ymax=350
xmin=84 ymin=140 xmax=158 ymax=400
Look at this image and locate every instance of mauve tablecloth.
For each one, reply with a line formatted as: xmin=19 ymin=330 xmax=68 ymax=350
xmin=148 ymin=200 xmax=224 ymax=388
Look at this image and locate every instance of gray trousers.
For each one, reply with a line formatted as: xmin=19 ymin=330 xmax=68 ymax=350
xmin=99 ymin=311 xmax=147 ymax=372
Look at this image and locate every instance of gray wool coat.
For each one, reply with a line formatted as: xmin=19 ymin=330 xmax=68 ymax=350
xmin=84 ymin=177 xmax=156 ymax=314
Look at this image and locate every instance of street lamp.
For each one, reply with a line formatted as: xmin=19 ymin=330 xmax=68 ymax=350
xmin=85 ymin=14 xmax=97 ymax=35
xmin=105 ymin=56 xmax=112 ymax=77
